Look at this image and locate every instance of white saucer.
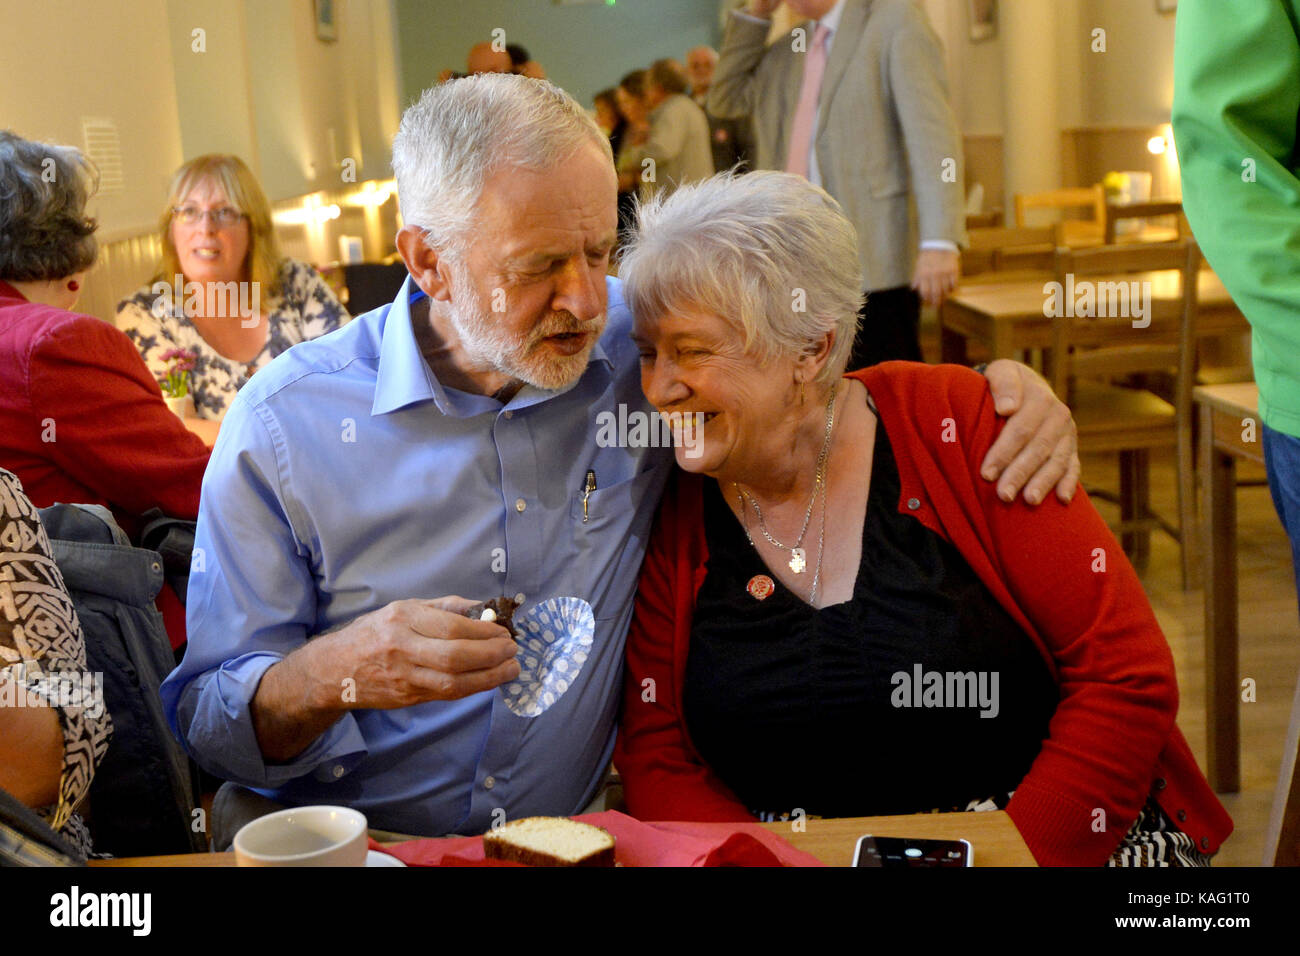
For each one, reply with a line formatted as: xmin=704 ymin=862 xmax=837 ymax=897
xmin=366 ymin=850 xmax=406 ymax=867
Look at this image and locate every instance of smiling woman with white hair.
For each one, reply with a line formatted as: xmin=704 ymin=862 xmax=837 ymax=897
xmin=613 ymin=170 xmax=1232 ymax=866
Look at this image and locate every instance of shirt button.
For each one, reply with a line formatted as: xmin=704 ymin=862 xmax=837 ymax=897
xmin=514 ymin=593 xmax=525 ymax=604
xmin=332 ymin=765 xmax=345 ymax=779
xmin=1200 ymin=836 xmax=1210 ymax=849
xmin=484 ymin=775 xmax=495 ymax=790
xmin=1153 ymin=777 xmax=1167 ymax=791
xmin=503 ymin=410 xmax=513 ymax=420
xmin=906 ymin=497 xmax=920 ymax=510
xmin=515 ymin=498 xmax=526 ymax=512
xmin=1177 ymin=809 xmax=1186 ymax=822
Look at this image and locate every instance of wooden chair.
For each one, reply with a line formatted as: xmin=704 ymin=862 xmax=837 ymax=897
xmin=1104 ymin=199 xmax=1187 ymax=244
xmin=1015 ymin=185 xmax=1107 ymax=246
xmin=1049 ymin=240 xmax=1200 ymax=589
xmin=963 ymin=225 xmax=1058 ymax=279
xmin=965 ymin=210 xmax=1002 ymax=230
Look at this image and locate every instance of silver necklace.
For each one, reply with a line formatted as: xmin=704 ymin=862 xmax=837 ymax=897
xmin=735 ymin=383 xmax=838 ymax=575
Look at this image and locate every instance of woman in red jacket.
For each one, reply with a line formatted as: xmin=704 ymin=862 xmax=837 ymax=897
xmin=0 ymin=130 xmax=210 ymax=648
xmin=614 ymin=171 xmax=1231 ymax=866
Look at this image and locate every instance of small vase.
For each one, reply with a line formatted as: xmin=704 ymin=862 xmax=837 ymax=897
xmin=164 ymin=394 xmax=195 ymax=419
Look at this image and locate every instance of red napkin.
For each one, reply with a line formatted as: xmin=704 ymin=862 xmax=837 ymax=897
xmin=369 ymin=810 xmax=825 ymax=867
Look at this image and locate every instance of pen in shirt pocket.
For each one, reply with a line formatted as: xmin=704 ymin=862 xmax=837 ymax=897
xmin=581 ymin=469 xmax=597 ymax=523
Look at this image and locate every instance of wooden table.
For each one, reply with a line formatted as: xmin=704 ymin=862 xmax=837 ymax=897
xmin=90 ymin=810 xmax=1035 ymax=867
xmin=940 ymin=268 xmax=1245 ymax=366
xmin=1195 ymin=383 xmax=1263 ymax=793
xmin=760 ymin=811 xmax=1034 ymax=866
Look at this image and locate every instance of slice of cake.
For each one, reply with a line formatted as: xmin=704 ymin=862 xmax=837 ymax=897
xmin=482 ymin=817 xmax=616 ymax=867
xmin=464 ymin=596 xmax=520 ymax=633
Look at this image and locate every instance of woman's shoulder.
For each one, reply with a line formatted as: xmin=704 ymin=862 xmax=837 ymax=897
xmin=117 ymin=280 xmax=166 ymax=316
xmin=854 ymin=363 xmax=993 ymax=429
xmin=277 ymin=257 xmax=325 ymax=291
xmin=0 ymin=467 xmax=26 ymax=503
xmin=116 ymin=282 xmax=182 ymax=332
xmin=270 ymin=258 xmax=348 ymax=333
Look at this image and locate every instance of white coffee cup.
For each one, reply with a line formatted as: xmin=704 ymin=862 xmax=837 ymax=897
xmin=233 ymin=805 xmax=369 ymax=867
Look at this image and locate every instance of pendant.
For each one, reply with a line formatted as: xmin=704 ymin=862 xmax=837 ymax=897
xmin=789 ymin=548 xmax=807 ymax=573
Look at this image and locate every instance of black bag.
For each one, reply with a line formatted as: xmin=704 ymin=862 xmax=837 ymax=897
xmin=38 ymin=503 xmax=206 ymax=857
xmin=0 ymin=785 xmax=83 ymax=866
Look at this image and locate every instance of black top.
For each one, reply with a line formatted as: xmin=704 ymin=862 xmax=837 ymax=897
xmin=682 ymin=415 xmax=1060 ymax=818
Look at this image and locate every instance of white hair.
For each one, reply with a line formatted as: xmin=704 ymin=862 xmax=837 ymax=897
xmin=618 ymin=170 xmax=862 ymax=384
xmin=391 ymin=74 xmax=612 ymax=259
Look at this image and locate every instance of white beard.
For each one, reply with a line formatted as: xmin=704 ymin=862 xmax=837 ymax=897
xmin=446 ymin=264 xmax=605 ymax=392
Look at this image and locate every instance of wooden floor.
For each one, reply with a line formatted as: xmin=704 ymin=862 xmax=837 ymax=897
xmin=1085 ymin=446 xmax=1297 ymax=867
xmin=918 ymin=316 xmax=1299 ymax=866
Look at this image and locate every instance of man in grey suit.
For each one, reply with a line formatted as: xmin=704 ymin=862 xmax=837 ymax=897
xmin=618 ymin=59 xmax=715 ymax=201
xmin=710 ymin=0 xmax=966 ymax=367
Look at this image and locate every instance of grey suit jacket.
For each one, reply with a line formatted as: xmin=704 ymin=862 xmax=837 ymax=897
xmin=709 ymin=0 xmax=966 ymax=292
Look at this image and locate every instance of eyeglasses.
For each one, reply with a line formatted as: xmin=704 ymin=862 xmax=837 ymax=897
xmin=172 ymin=205 xmax=245 ymax=227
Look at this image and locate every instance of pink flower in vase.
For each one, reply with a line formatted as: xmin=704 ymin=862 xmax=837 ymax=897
xmin=158 ymin=348 xmax=199 ymax=399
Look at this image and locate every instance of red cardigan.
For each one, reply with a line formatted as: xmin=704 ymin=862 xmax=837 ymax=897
xmin=0 ymin=280 xmax=210 ymax=646
xmin=616 ymin=362 xmax=1233 ymax=866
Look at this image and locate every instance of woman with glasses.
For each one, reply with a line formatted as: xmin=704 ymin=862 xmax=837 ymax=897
xmin=116 ymin=155 xmax=349 ymax=420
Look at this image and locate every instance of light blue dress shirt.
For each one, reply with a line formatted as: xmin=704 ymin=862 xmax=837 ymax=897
xmin=161 ymin=276 xmax=672 ymax=836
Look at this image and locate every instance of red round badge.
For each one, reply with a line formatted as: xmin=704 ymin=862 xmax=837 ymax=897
xmin=746 ymin=574 xmax=775 ymax=601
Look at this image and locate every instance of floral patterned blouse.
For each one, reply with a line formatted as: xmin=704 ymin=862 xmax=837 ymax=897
xmin=116 ymin=258 xmax=349 ymax=419
xmin=0 ymin=469 xmax=112 ymax=854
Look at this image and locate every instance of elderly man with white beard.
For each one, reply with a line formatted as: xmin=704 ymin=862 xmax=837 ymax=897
xmin=160 ymin=75 xmax=1079 ymax=844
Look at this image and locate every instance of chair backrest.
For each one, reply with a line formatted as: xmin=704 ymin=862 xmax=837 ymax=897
xmin=1048 ymin=239 xmax=1200 ymax=409
xmin=342 ymin=262 xmax=410 ymax=315
xmin=1014 ymin=185 xmax=1107 ymax=233
xmin=1103 ymin=199 xmax=1187 ymax=244
xmin=964 ymin=225 xmax=1058 ymax=276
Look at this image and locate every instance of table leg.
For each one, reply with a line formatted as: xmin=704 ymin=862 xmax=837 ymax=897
xmin=1263 ymin=668 xmax=1300 ymax=864
xmin=1202 ymin=411 xmax=1240 ymax=792
xmin=940 ymin=307 xmax=968 ymax=365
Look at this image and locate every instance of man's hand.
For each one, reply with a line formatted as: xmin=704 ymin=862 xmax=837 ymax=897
xmin=978 ymin=360 xmax=1080 ymax=506
xmin=320 ymin=597 xmax=520 ymax=710
xmin=251 ymin=596 xmax=520 ymax=762
xmin=911 ymin=248 xmax=960 ymax=307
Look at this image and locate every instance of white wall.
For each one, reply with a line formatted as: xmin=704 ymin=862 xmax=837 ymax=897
xmin=1083 ymin=0 xmax=1177 ymax=126
xmin=244 ymin=0 xmax=400 ymax=200
xmin=0 ymin=0 xmax=185 ymax=236
xmin=167 ymin=0 xmax=259 ymax=168
xmin=926 ymin=0 xmax=1173 ymax=134
xmin=0 ymin=0 xmax=402 ymax=232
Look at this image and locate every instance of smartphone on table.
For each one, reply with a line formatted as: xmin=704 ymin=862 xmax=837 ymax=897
xmin=852 ymin=835 xmax=973 ymax=867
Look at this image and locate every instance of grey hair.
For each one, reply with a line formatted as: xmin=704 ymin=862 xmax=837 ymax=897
xmin=0 ymin=130 xmax=98 ymax=282
xmin=618 ymin=170 xmax=862 ymax=385
xmin=392 ymin=74 xmax=613 ymax=259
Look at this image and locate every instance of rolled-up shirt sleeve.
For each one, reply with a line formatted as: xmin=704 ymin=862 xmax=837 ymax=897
xmin=160 ymin=392 xmax=368 ymax=788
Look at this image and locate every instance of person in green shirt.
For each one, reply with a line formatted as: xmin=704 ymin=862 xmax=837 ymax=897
xmin=1172 ymin=0 xmax=1300 ymax=604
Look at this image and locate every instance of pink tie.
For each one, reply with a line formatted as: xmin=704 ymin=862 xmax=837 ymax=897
xmin=785 ymin=23 xmax=831 ymax=179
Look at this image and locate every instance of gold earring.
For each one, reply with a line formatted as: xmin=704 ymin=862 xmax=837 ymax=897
xmin=799 ymin=381 xmax=805 ymax=406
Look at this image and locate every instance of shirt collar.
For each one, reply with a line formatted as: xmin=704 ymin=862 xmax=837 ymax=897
xmin=817 ymin=0 xmax=847 ymax=35
xmin=371 ymin=274 xmax=615 ymax=418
